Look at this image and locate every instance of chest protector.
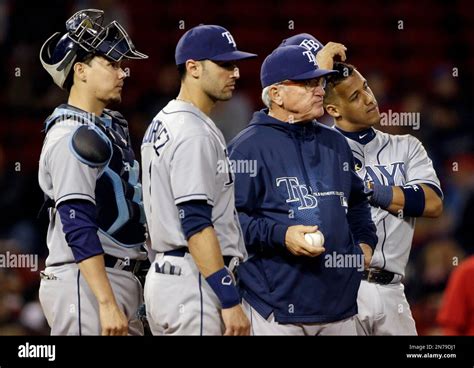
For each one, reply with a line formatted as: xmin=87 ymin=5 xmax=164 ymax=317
xmin=44 ymin=105 xmax=146 ymax=248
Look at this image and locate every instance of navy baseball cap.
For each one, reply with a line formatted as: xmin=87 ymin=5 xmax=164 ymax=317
xmin=260 ymin=45 xmax=337 ymax=88
xmin=175 ymin=25 xmax=257 ymax=65
xmin=279 ymin=33 xmax=324 ymax=55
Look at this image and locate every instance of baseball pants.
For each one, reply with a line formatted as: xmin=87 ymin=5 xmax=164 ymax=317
xmin=145 ymin=252 xmax=235 ymax=335
xmin=242 ymin=298 xmax=358 ymax=335
xmin=356 ymin=280 xmax=417 ymax=335
xmin=39 ymin=263 xmax=144 ymax=335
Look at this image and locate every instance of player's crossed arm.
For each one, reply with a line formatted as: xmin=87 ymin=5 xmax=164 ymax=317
xmin=366 ymin=181 xmax=443 ymax=218
xmin=371 ymin=136 xmax=443 ymax=218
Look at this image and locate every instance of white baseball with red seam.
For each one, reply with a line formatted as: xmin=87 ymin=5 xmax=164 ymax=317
xmin=304 ymin=231 xmax=325 ymax=247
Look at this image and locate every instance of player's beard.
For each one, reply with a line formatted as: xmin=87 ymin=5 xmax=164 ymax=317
xmin=109 ymin=95 xmax=122 ymax=104
xmin=216 ymin=90 xmax=233 ymax=101
xmin=100 ymin=92 xmax=122 ymax=107
xmin=205 ymin=86 xmax=233 ymax=103
xmin=202 ymin=67 xmax=234 ymax=102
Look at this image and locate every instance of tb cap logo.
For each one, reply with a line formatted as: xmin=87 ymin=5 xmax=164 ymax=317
xmin=300 ymin=39 xmax=321 ymax=53
xmin=221 ymin=31 xmax=236 ymax=47
xmin=303 ymin=50 xmax=318 ymax=67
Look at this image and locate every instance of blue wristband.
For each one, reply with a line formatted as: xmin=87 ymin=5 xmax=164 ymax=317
xmin=402 ymin=184 xmax=425 ymax=217
xmin=205 ymin=267 xmax=240 ymax=309
xmin=370 ymin=184 xmax=393 ymax=209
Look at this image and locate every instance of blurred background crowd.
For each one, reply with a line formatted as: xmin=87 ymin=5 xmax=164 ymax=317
xmin=0 ymin=0 xmax=472 ymax=335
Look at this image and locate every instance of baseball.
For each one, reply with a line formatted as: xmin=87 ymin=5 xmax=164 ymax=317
xmin=304 ymin=231 xmax=325 ymax=247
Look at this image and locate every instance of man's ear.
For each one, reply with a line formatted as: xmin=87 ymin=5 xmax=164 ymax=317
xmin=185 ymin=59 xmax=201 ymax=79
xmin=270 ymin=85 xmax=283 ymax=107
xmin=325 ymin=103 xmax=342 ymax=120
xmin=73 ymin=62 xmax=88 ymax=83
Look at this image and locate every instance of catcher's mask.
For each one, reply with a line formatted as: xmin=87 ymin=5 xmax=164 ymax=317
xmin=40 ymin=9 xmax=148 ymax=89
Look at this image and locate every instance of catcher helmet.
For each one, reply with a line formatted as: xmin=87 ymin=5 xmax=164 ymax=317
xmin=40 ymin=9 xmax=148 ymax=89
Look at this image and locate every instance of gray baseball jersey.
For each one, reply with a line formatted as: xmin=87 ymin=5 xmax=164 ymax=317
xmin=38 ymin=116 xmax=144 ymax=266
xmin=38 ymin=106 xmax=146 ymax=335
xmin=141 ymin=99 xmax=247 ymax=259
xmin=141 ymin=99 xmax=247 ymax=335
xmin=343 ymin=129 xmax=442 ymax=277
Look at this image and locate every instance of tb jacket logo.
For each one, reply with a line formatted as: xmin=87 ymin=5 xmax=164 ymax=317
xmin=276 ymin=177 xmax=317 ymax=210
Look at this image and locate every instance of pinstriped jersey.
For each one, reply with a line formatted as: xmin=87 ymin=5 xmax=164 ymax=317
xmin=141 ymin=99 xmax=247 ymax=260
xmin=341 ymin=128 xmax=442 ymax=276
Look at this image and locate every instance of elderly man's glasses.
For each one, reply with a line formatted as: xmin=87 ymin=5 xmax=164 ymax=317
xmin=279 ymin=77 xmax=327 ymax=90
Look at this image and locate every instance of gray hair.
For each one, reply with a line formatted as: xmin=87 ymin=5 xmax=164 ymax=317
xmin=261 ymin=85 xmax=273 ymax=109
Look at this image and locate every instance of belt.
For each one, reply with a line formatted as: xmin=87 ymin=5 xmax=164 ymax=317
xmin=163 ymin=248 xmax=235 ymax=268
xmin=103 ymin=254 xmax=143 ymax=274
xmin=362 ymin=268 xmax=395 ymax=285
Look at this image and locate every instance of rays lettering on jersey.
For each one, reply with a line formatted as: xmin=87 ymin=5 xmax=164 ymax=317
xmin=364 ymin=162 xmax=406 ymax=185
xmin=276 ymin=177 xmax=317 ymax=210
xmin=142 ymin=119 xmax=170 ymax=157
